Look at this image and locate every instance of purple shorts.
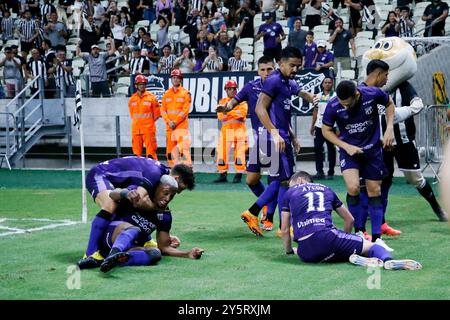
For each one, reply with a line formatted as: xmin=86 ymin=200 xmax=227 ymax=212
xmin=339 ymin=147 xmax=386 ymax=181
xmin=297 ymin=229 xmax=363 ymax=263
xmin=85 ymin=167 xmax=115 ymax=200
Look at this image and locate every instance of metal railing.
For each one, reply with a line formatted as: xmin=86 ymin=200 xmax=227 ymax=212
xmin=416 ymin=104 xmax=450 ymax=181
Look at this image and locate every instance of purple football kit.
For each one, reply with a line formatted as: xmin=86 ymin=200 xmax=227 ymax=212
xmin=282 ymin=183 xmax=363 ymax=262
xmin=322 ymin=86 xmax=389 ymax=181
xmin=86 ymin=156 xmax=170 ymax=199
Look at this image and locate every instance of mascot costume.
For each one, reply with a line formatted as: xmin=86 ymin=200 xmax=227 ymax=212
xmin=360 ymin=37 xmax=448 ymax=238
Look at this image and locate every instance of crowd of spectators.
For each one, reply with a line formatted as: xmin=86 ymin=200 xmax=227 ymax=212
xmin=0 ymin=0 xmax=448 ymax=98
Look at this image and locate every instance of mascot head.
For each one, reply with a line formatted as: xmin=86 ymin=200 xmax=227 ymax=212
xmin=361 ymin=37 xmax=417 ymax=92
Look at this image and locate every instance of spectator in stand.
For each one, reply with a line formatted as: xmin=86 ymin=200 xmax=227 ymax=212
xmin=157 ymin=15 xmax=170 ymax=51
xmin=107 ymin=1 xmax=120 ymax=18
xmin=156 ymin=0 xmax=175 ymax=25
xmin=123 ymin=25 xmax=136 ymax=47
xmin=41 ymin=39 xmax=57 ymax=98
xmin=110 ymin=15 xmax=125 ymax=49
xmin=260 ymin=0 xmax=283 ymax=21
xmin=25 ymin=48 xmax=48 ymax=97
xmin=328 ymin=17 xmax=355 ymax=71
xmin=288 ymin=18 xmax=308 ymax=54
xmin=213 ymin=24 xmax=244 ymax=71
xmin=26 ymin=0 xmax=41 ymax=18
xmin=381 ymin=11 xmax=399 ymax=37
xmin=235 ymin=0 xmax=258 ymax=38
xmin=197 ymin=29 xmax=210 ymax=58
xmin=200 ymin=45 xmax=223 ymax=72
xmin=174 ymin=46 xmax=195 ymax=73
xmin=184 ymin=8 xmax=202 ymax=48
xmin=99 ymin=13 xmax=113 ymax=38
xmin=344 ymin=0 xmax=362 ymax=36
xmin=44 ymin=12 xmax=67 ymax=49
xmin=136 ymin=27 xmax=147 ymax=48
xmin=210 ymin=11 xmax=227 ymax=33
xmin=315 ymin=39 xmax=334 ymax=78
xmin=76 ymin=37 xmax=116 ymax=97
xmin=422 ymin=0 xmax=449 ymax=37
xmin=128 ymin=0 xmax=145 ymax=24
xmin=228 ymin=47 xmax=249 ymax=71
xmin=34 ymin=14 xmax=46 ymax=52
xmin=256 ymin=11 xmax=285 ymax=62
xmin=1 ymin=9 xmax=15 ymax=42
xmin=285 ymin=0 xmax=305 ymax=31
xmin=79 ymin=15 xmax=101 ymax=53
xmin=17 ymin=10 xmax=39 ymax=57
xmin=53 ymin=49 xmax=76 ymax=97
xmin=128 ymin=45 xmax=150 ymax=75
xmin=303 ymin=31 xmax=318 ymax=69
xmin=304 ymin=0 xmax=323 ymax=31
xmin=142 ymin=0 xmax=156 ymax=24
xmin=397 ymin=6 xmax=415 ymax=38
xmin=174 ymin=0 xmax=189 ymax=27
xmin=69 ymin=0 xmax=84 ymax=31
xmin=158 ymin=44 xmax=177 ymax=74
xmin=0 ymin=46 xmax=23 ymax=98
xmin=119 ymin=7 xmax=131 ymax=27
xmin=93 ymin=0 xmax=106 ymax=25
xmin=193 ymin=49 xmax=205 ymax=72
xmin=41 ymin=0 xmax=57 ymax=24
xmin=142 ymin=32 xmax=160 ymax=73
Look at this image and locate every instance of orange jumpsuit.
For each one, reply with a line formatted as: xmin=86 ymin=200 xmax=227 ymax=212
xmin=216 ymin=97 xmax=248 ymax=173
xmin=128 ymin=90 xmax=161 ymax=159
xmin=161 ymin=86 xmax=192 ymax=167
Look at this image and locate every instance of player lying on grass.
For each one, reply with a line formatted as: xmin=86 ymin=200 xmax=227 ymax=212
xmin=80 ymin=175 xmax=204 ymax=272
xmin=78 ymin=157 xmax=195 ymax=268
xmin=280 ymin=171 xmax=422 ymax=270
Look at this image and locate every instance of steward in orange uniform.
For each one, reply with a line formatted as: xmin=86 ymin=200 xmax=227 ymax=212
xmin=128 ymin=74 xmax=161 ymax=159
xmin=214 ymin=80 xmax=248 ymax=183
xmin=161 ymin=69 xmax=192 ymax=167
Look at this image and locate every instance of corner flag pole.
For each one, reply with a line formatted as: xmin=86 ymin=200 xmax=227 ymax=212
xmin=74 ymin=80 xmax=88 ymax=223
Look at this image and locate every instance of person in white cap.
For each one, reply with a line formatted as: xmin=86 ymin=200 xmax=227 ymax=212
xmin=315 ymin=39 xmax=334 ymax=78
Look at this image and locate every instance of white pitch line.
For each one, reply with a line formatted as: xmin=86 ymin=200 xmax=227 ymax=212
xmin=0 ymin=218 xmax=81 ymax=237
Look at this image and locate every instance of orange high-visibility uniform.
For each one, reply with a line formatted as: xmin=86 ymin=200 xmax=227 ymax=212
xmin=128 ymin=90 xmax=161 ymax=159
xmin=216 ymin=97 xmax=248 ymax=173
xmin=161 ymin=85 xmax=192 ymax=167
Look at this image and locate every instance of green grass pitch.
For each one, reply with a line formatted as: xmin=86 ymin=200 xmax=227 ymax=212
xmin=0 ymin=169 xmax=449 ymax=300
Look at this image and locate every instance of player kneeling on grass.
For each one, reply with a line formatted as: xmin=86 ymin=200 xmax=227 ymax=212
xmin=80 ymin=175 xmax=204 ymax=272
xmin=280 ymin=171 xmax=422 ymax=270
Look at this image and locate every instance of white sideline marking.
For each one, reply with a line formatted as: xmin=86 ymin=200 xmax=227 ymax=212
xmin=0 ymin=218 xmax=80 ymax=237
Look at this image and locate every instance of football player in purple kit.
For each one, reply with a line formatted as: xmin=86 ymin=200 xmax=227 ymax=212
xmin=239 ymin=47 xmax=317 ymax=237
xmin=95 ymin=175 xmax=204 ymax=273
xmin=216 ymin=56 xmax=278 ymax=231
xmin=321 ymin=79 xmax=395 ymax=250
xmin=77 ymin=156 xmax=195 ymax=268
xmin=280 ymin=171 xmax=422 ymax=270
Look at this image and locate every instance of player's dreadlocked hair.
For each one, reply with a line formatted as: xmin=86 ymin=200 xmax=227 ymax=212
xmin=171 ymin=164 xmax=196 ymax=190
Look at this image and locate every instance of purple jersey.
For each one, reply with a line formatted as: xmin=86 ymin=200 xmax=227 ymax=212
xmin=281 ymin=183 xmax=343 ymax=240
xmin=316 ymin=51 xmax=334 ymax=67
xmin=322 ymin=86 xmax=389 ymax=151
xmin=303 ymin=42 xmax=317 ymax=68
xmin=235 ymin=78 xmax=264 ymax=131
xmin=92 ymin=156 xmax=170 ymax=190
xmin=258 ymin=22 xmax=283 ymax=49
xmin=261 ymin=70 xmax=301 ymax=140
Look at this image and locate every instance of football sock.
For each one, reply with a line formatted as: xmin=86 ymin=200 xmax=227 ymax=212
xmin=255 ymin=180 xmax=280 ymax=211
xmin=347 ymin=193 xmax=362 ymax=231
xmin=248 ymin=181 xmax=265 ymax=197
xmin=85 ymin=210 xmax=113 ymax=256
xmin=417 ymin=181 xmax=442 ymax=214
xmin=121 ymin=249 xmax=161 ymax=267
xmin=265 ymin=200 xmax=277 ymax=222
xmin=277 ymin=185 xmax=288 ymax=229
xmin=368 ymin=244 xmax=392 ymax=262
xmin=248 ymin=203 xmax=262 ymax=216
xmin=111 ymin=227 xmax=140 ymax=253
xmin=356 ymin=191 xmax=369 ymax=231
xmin=368 ymin=196 xmax=383 ymax=242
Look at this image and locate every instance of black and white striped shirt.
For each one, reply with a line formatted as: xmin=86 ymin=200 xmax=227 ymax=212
xmin=18 ymin=19 xmax=37 ymax=42
xmin=41 ymin=3 xmax=57 ymax=23
xmin=129 ymin=56 xmax=150 ymax=75
xmin=204 ymin=56 xmax=223 ymax=72
xmin=27 ymin=58 xmax=47 ymax=89
xmin=136 ymin=38 xmax=144 ymax=49
xmin=56 ymin=60 xmax=75 ymax=88
xmin=399 ymin=19 xmax=414 ymax=38
xmin=123 ymin=34 xmax=136 ymax=46
xmin=191 ymin=0 xmax=203 ymax=11
xmin=159 ymin=54 xmax=177 ymax=74
xmin=228 ymin=57 xmax=248 ymax=72
xmin=1 ymin=17 xmax=14 ymax=39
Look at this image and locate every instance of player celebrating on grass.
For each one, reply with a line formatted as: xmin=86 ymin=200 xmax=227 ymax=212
xmin=94 ymin=175 xmax=203 ymax=273
xmin=280 ymin=171 xmax=422 ymax=270
xmin=321 ymin=79 xmax=395 ymax=251
xmin=216 ymin=56 xmax=278 ymax=231
xmin=239 ymin=47 xmax=317 ymax=237
xmin=78 ymin=156 xmax=195 ymax=268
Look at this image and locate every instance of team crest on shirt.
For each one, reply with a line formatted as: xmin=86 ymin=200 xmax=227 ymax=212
xmin=364 ymin=106 xmax=373 ymax=115
xmin=157 ymin=213 xmax=164 ymax=220
xmin=340 ymin=159 xmax=346 ymax=168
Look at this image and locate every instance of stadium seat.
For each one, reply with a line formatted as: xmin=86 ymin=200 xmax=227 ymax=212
xmin=72 ymin=59 xmax=85 ymax=69
xmin=242 ymin=53 xmax=254 ymax=64
xmin=115 ymin=86 xmax=129 ymax=96
xmin=278 ymin=20 xmax=288 ymax=27
xmin=314 ymin=31 xmax=330 ymax=41
xmin=136 ymin=20 xmax=150 ymax=28
xmin=355 ymin=38 xmax=374 ymax=48
xmin=117 ymin=77 xmax=131 ymax=87
xmin=314 ymin=24 xmax=329 ymax=33
xmin=240 ymin=45 xmax=253 ymax=54
xmin=168 ymin=25 xmax=180 ymax=33
xmin=355 ymin=31 xmax=374 ymax=40
xmin=237 ymin=38 xmax=253 ymax=46
xmin=341 ymin=69 xmax=356 ymax=80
